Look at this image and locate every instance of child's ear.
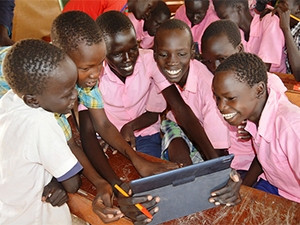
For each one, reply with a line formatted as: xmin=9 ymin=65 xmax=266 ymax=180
xmin=237 ymin=43 xmax=244 ymax=53
xmin=256 ymin=81 xmax=266 ymax=99
xmin=23 ymin=94 xmax=40 ymax=108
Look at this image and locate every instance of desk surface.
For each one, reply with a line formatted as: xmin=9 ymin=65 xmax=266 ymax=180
xmin=67 ymin=149 xmax=300 ymax=225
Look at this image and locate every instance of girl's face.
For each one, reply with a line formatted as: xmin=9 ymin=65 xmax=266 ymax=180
xmin=185 ymin=0 xmax=209 ymax=26
xmin=154 ymin=28 xmax=193 ymax=87
xmin=212 ymin=70 xmax=264 ymax=126
xmin=68 ymin=41 xmax=106 ymax=88
xmin=105 ymin=28 xmax=139 ymax=83
xmin=201 ymin=33 xmax=242 ymax=74
xmin=36 ymin=56 xmax=78 ymax=114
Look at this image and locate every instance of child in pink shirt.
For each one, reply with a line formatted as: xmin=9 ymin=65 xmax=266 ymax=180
xmin=201 ymin=19 xmax=287 ymax=177
xmin=128 ymin=1 xmax=170 ymax=49
xmin=213 ymin=52 xmax=300 ymax=203
xmin=154 ymin=19 xmax=230 ymax=166
xmin=213 ymin=0 xmax=287 ymax=73
xmin=174 ymin=0 xmax=219 ymax=54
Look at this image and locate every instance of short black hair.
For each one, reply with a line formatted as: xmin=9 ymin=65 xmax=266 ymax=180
xmin=151 ymin=1 xmax=171 ymax=18
xmin=213 ymin=0 xmax=249 ymax=9
xmin=215 ymin=52 xmax=268 ymax=87
xmin=96 ymin=10 xmax=134 ymax=41
xmin=154 ymin=19 xmax=193 ymax=47
xmin=3 ymin=39 xmax=66 ymax=95
xmin=201 ymin=19 xmax=241 ymax=50
xmin=51 ymin=11 xmax=103 ymax=53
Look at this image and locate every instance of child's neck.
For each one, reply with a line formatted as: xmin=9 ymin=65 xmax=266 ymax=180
xmin=239 ymin=13 xmax=253 ymax=42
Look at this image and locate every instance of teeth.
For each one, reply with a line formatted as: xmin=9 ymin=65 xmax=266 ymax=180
xmin=222 ymin=112 xmax=237 ymax=120
xmin=166 ymin=69 xmax=181 ymax=75
xmin=123 ymin=65 xmax=133 ymax=71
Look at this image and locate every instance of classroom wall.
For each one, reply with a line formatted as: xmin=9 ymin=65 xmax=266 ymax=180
xmin=12 ymin=0 xmax=61 ymax=42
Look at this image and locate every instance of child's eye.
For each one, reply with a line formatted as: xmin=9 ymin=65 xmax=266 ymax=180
xmin=113 ymin=52 xmax=122 ymax=57
xmin=79 ymin=67 xmax=89 ymax=72
xmin=227 ymin=97 xmax=236 ymax=101
xmin=158 ymin=52 xmax=167 ymax=58
xmin=178 ymin=52 xmax=187 ymax=57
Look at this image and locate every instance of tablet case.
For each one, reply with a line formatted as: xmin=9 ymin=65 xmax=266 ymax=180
xmin=129 ymin=154 xmax=234 ymax=225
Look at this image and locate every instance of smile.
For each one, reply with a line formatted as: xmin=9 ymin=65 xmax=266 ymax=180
xmin=222 ymin=112 xmax=237 ymax=120
xmin=165 ymin=69 xmax=182 ymax=76
xmin=122 ymin=65 xmax=133 ymax=71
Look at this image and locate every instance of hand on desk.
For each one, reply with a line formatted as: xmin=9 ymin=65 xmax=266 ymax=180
xmin=92 ymin=180 xmax=124 ymax=223
xmin=209 ymin=169 xmax=242 ymax=206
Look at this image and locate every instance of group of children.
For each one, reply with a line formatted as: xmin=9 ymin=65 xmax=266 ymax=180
xmin=0 ymin=0 xmax=300 ymax=224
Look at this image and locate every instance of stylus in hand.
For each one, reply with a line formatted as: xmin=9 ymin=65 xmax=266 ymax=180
xmin=114 ymin=184 xmax=153 ymax=219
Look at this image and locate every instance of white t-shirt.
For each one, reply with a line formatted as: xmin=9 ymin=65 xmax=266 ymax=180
xmin=0 ymin=90 xmax=80 ymax=225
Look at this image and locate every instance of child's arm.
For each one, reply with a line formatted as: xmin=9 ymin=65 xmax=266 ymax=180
xmin=161 ymin=85 xmax=219 ymax=159
xmin=242 ymin=156 xmax=263 ymax=186
xmin=85 ymin=108 xmax=179 ymax=177
xmin=276 ymin=3 xmax=300 ymax=81
xmin=67 ymin=134 xmax=124 ymax=222
xmin=120 ymin=111 xmax=159 ymax=149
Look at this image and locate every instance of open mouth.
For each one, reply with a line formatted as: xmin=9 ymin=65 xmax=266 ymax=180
xmin=165 ymin=68 xmax=182 ymax=76
xmin=222 ymin=112 xmax=237 ymax=120
xmin=122 ymin=65 xmax=133 ymax=72
xmin=86 ymin=80 xmax=97 ymax=87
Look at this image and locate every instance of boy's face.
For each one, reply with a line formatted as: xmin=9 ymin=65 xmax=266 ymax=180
xmin=128 ymin=0 xmax=159 ymax=20
xmin=144 ymin=12 xmax=170 ymax=36
xmin=185 ymin=0 xmax=209 ymax=26
xmin=105 ymin=28 xmax=139 ymax=82
xmin=212 ymin=70 xmax=262 ymax=126
xmin=68 ymin=41 xmax=106 ymax=88
xmin=36 ymin=56 xmax=78 ymax=114
xmin=154 ymin=28 xmax=193 ymax=86
xmin=201 ymin=33 xmax=242 ymax=74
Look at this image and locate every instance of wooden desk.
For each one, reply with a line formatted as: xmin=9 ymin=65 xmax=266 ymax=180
xmin=67 ymin=149 xmax=300 ymax=225
xmin=275 ymin=73 xmax=300 ymax=107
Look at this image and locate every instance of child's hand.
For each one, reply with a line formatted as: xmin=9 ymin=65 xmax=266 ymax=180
xmin=93 ymin=181 xmax=124 ymax=223
xmin=120 ymin=123 xmax=136 ymax=150
xmin=208 ymin=169 xmax=242 ymax=206
xmin=117 ymin=193 xmax=159 ymax=225
xmin=237 ymin=120 xmax=251 ymax=141
xmin=42 ymin=177 xmax=68 ymax=207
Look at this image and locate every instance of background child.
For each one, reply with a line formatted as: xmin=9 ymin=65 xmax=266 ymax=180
xmin=213 ymin=0 xmax=287 ymax=73
xmin=128 ymin=1 xmax=171 ymax=49
xmin=213 ymin=52 xmax=300 ymax=203
xmin=0 ymin=39 xmax=82 ymax=224
xmin=275 ymin=0 xmax=300 ymax=81
xmin=174 ymin=0 xmax=219 ymax=55
xmin=154 ymin=19 xmax=230 ymax=166
xmin=201 ymin=19 xmax=288 ymax=182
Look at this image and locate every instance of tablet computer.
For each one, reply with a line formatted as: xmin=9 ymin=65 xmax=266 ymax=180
xmin=129 ymin=154 xmax=234 ymax=225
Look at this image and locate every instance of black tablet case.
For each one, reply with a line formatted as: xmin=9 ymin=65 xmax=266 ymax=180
xmin=129 ymin=154 xmax=234 ymax=225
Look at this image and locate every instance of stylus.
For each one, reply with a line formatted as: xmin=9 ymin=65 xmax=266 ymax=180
xmin=114 ymin=184 xmax=153 ymax=220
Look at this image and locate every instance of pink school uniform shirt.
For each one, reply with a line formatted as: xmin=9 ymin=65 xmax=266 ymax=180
xmin=228 ymin=72 xmax=287 ymax=171
xmin=98 ymin=49 xmax=167 ymax=137
xmin=245 ymin=87 xmax=300 ymax=203
xmin=174 ymin=4 xmax=219 ymax=52
xmin=241 ymin=13 xmax=287 ymax=73
xmin=166 ymin=60 xmax=230 ymax=150
xmin=128 ymin=13 xmax=154 ymax=49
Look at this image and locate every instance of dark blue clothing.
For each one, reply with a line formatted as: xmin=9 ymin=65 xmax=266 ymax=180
xmin=253 ymin=178 xmax=279 ymax=196
xmin=135 ymin=133 xmax=162 ymax=158
xmin=0 ymin=0 xmax=15 ymax=37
